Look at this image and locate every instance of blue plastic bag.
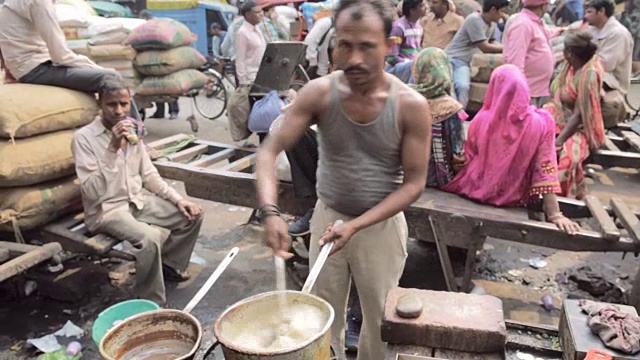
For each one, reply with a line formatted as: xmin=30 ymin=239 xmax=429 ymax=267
xmin=248 ymin=90 xmax=284 ymax=134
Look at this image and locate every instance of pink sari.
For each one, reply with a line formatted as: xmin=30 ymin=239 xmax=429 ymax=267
xmin=443 ymin=65 xmax=561 ymax=207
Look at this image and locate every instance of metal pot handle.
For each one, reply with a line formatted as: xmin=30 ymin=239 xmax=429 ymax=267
xmin=194 ymin=339 xmax=220 ymax=360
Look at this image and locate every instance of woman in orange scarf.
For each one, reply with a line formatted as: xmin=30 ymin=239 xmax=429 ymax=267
xmin=544 ymin=29 xmax=605 ymax=199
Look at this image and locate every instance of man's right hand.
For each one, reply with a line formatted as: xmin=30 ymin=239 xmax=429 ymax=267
xmin=264 ymin=216 xmax=293 ymax=259
xmin=109 ymin=119 xmax=135 ymax=152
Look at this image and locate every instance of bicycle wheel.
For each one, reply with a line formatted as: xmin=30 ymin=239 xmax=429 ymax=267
xmin=193 ymin=69 xmax=228 ymax=120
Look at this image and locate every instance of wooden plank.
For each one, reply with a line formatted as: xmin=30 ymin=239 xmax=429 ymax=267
xmin=189 ymin=148 xmax=235 ymax=168
xmin=0 ymin=241 xmax=40 ymax=256
xmin=610 ymin=198 xmax=640 ymax=243
xmin=0 ymin=243 xmax=62 ymax=283
xmin=156 ymin=159 xmax=640 ymax=252
xmin=220 ymin=153 xmax=256 ymax=172
xmin=590 ymin=149 xmax=640 ymax=168
xmin=584 ymin=195 xmax=621 ymax=242
xmin=83 ymin=234 xmax=122 ymax=255
xmin=433 ymin=349 xmax=503 ymax=360
xmin=604 ymin=137 xmax=622 ymax=151
xmin=41 ymin=225 xmax=122 ymax=256
xmin=146 ymin=133 xmax=193 ymax=151
xmin=622 ymin=130 xmax=640 ymax=152
xmin=530 ymin=196 xmax=640 ymax=220
xmin=167 ymin=144 xmax=209 ymax=163
xmin=193 ymin=138 xmax=256 ymax=157
xmin=430 ymin=216 xmax=459 ymax=292
xmin=607 ymin=135 xmax=631 ymax=151
xmin=0 ymin=249 xmax=9 ymax=263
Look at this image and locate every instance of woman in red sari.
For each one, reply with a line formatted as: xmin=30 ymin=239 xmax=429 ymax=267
xmin=443 ymin=64 xmax=580 ymax=233
xmin=543 ymin=30 xmax=605 ymax=199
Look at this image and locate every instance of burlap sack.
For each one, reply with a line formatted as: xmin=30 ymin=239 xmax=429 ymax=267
xmin=0 ymin=177 xmax=82 ymax=232
xmin=227 ymin=85 xmax=252 ymax=141
xmin=87 ymin=44 xmax=136 ymax=61
xmin=467 ymin=82 xmax=489 ymax=113
xmin=0 ymin=84 xmax=98 ymax=139
xmin=134 ymin=46 xmax=207 ymax=76
xmin=135 ymin=69 xmax=208 ymax=96
xmin=0 ymin=130 xmax=76 ymax=187
xmin=125 ymin=18 xmax=196 ymax=51
xmin=470 ymin=53 xmax=504 ymax=83
xmin=601 ymin=90 xmax=627 ymax=129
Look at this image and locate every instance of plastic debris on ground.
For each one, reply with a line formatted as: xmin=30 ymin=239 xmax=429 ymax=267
xmin=190 ymin=251 xmax=207 ymax=265
xmin=528 ymin=257 xmax=548 ymax=269
xmin=541 ymin=294 xmax=554 ymax=311
xmin=27 ymin=321 xmax=85 ymax=353
xmin=515 ymin=351 xmax=544 ymax=360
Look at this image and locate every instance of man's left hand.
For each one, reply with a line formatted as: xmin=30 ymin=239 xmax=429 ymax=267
xmin=319 ymin=221 xmax=357 ymax=255
xmin=177 ymin=200 xmax=203 ymax=221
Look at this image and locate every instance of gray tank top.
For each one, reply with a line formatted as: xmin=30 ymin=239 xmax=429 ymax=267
xmin=316 ymin=72 xmax=403 ymax=216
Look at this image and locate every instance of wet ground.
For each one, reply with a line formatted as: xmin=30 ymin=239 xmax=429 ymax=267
xmin=1 ymin=96 xmax=640 ymax=359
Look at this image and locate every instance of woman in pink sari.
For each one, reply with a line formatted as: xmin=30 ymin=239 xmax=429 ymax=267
xmin=443 ymin=64 xmax=580 ymax=233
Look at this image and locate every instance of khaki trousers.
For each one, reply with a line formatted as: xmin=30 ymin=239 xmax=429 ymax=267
xmin=309 ymin=200 xmax=408 ymax=360
xmin=227 ymin=84 xmax=252 ymax=141
xmin=98 ymin=196 xmax=202 ymax=304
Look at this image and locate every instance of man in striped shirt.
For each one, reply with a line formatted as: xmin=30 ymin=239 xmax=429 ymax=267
xmin=386 ymin=0 xmax=426 ymax=83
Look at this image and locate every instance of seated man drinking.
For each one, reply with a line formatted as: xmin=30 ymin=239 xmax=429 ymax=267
xmin=72 ymin=78 xmax=203 ymax=305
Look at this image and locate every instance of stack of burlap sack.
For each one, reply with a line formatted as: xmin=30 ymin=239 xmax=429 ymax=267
xmin=0 ymin=85 xmax=98 ymax=234
xmin=56 ymin=3 xmax=146 ymax=87
xmin=126 ymin=18 xmax=209 ymax=97
xmin=468 ymin=53 xmax=504 ymax=113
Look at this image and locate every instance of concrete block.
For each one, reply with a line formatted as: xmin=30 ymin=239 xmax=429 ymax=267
xmin=381 ymin=288 xmax=507 ymax=353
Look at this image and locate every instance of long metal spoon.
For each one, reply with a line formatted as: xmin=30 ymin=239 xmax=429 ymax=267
xmin=301 ymin=220 xmax=343 ymax=294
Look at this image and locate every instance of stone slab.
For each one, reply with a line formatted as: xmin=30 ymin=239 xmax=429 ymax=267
xmin=381 ymin=288 xmax=507 ymax=353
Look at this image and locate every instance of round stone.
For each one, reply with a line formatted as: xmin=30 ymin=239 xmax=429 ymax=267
xmin=396 ymin=293 xmax=423 ymax=319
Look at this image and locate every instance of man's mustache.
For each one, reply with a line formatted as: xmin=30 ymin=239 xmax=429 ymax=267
xmin=342 ymin=66 xmax=368 ymax=73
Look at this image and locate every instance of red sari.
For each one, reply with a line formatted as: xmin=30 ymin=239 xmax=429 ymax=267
xmin=543 ymin=57 xmax=605 ymax=199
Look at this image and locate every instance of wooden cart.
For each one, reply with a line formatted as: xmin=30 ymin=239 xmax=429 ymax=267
xmin=143 ymin=134 xmax=640 ymax=310
xmin=590 ymin=121 xmax=640 ymax=169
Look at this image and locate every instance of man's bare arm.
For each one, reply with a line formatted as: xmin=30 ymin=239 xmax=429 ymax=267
xmin=477 ymin=40 xmax=503 ymax=53
xmin=349 ymin=89 xmax=432 ymax=232
xmin=255 ymin=78 xmax=329 ymax=207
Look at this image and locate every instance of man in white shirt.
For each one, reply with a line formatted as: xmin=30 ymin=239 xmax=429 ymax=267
xmin=585 ymin=0 xmax=633 ymax=94
xmin=0 ymin=0 xmax=119 ymax=92
xmin=235 ymin=1 xmax=267 ymax=86
xmin=304 ymin=16 xmax=335 ymax=79
xmin=584 ymin=0 xmax=633 ymax=126
xmin=227 ymin=0 xmax=267 ymax=142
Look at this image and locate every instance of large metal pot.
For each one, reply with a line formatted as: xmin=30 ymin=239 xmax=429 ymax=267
xmin=213 ymin=290 xmax=334 ymax=360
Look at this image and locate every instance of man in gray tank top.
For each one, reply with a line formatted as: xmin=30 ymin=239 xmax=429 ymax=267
xmin=256 ymin=0 xmax=432 ymax=358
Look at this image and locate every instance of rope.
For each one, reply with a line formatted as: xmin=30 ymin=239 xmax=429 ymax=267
xmin=147 ymin=135 xmax=197 ymax=161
